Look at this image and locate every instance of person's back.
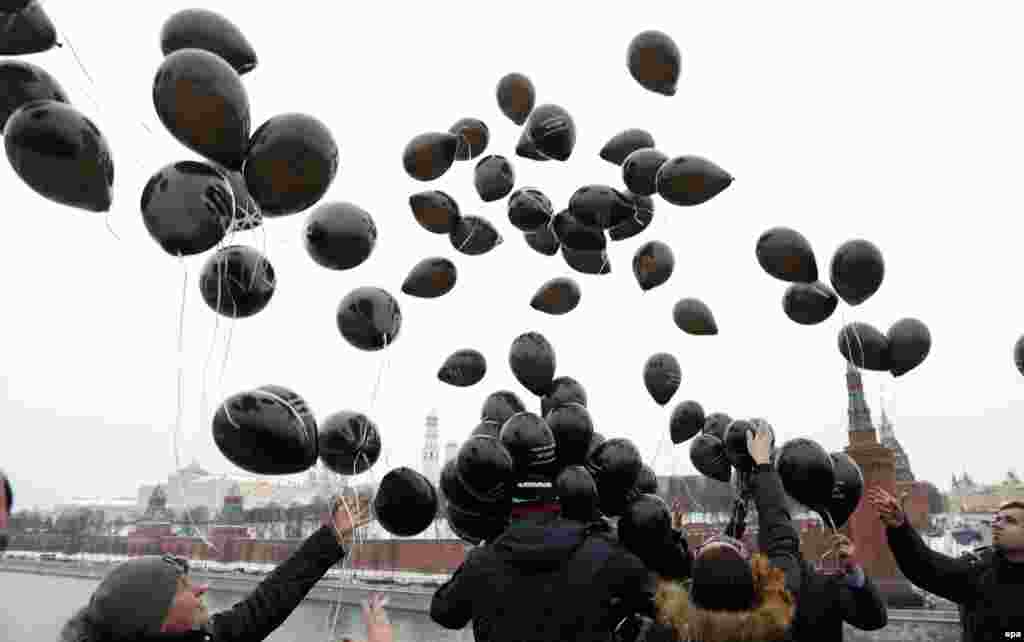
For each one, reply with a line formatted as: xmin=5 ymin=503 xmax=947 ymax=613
xmin=430 ymin=504 xmax=655 ymax=642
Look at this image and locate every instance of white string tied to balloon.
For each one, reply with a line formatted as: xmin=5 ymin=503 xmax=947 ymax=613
xmin=327 ymin=333 xmax=392 ymax=642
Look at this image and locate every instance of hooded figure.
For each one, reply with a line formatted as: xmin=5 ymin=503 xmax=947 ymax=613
xmin=57 ymin=496 xmax=370 ymax=641
xmin=430 ymin=475 xmax=656 ymax=641
xmin=638 ymin=423 xmax=802 ymax=642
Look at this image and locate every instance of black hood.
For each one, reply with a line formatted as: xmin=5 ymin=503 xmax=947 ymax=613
xmin=492 ymin=514 xmax=598 ymax=571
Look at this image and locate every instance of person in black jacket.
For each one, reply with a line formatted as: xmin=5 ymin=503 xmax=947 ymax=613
xmin=0 ymin=470 xmax=11 ymax=553
xmin=430 ymin=484 xmax=658 ymax=642
xmin=57 ymin=495 xmax=371 ymax=641
xmin=867 ymin=487 xmax=1024 ymax=642
xmin=788 ymin=532 xmax=888 ymax=641
xmin=642 ymin=425 xmax=802 ymax=642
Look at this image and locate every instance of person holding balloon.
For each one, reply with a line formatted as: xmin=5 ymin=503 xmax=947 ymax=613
xmin=57 ymin=495 xmax=372 ymax=641
xmin=867 ymin=487 xmax=1024 ymax=642
xmin=626 ymin=422 xmax=802 ymax=642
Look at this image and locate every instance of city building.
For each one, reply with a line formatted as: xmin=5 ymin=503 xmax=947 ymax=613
xmin=422 ymin=409 xmax=441 ymax=490
xmin=54 ymin=497 xmax=140 ymax=523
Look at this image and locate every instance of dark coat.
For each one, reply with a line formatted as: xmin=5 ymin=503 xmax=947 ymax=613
xmin=886 ymin=522 xmax=1024 ymax=642
xmin=788 ymin=559 xmax=887 ymax=642
xmin=430 ymin=514 xmax=657 ymax=642
xmin=59 ymin=525 xmax=346 ymax=642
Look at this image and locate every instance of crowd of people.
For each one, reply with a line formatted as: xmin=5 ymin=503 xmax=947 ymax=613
xmin=1 ymin=435 xmax=1022 ymax=642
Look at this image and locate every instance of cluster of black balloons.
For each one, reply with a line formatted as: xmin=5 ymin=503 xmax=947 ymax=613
xmin=755 ymin=228 xmax=932 ymax=378
xmin=212 ymin=384 xmax=439 ymax=537
xmin=0 ymin=1 xmax=57 ymax=57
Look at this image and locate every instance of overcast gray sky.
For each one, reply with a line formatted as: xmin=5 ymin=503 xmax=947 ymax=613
xmin=2 ymin=2 xmax=1022 ymax=511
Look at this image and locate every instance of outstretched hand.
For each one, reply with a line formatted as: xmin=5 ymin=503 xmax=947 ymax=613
xmin=865 ymin=486 xmax=906 ymax=528
xmin=331 ymin=494 xmax=374 ymax=545
xmin=746 ymin=424 xmax=773 ymax=466
xmin=362 ymin=593 xmax=393 ymax=642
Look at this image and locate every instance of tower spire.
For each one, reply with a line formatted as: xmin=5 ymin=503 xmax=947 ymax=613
xmin=846 ymin=361 xmax=874 ymax=432
xmin=422 ymin=409 xmax=441 ymax=490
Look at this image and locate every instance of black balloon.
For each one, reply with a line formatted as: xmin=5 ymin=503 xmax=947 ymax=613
xmin=474 ymin=155 xmax=515 ymax=202
xmin=545 ymin=402 xmax=594 ymax=467
xmin=318 ymin=410 xmax=381 ymax=475
xmin=1015 ymin=335 xmax=1024 ymax=376
xmin=509 ymin=332 xmax=556 ymax=396
xmin=619 ymin=494 xmax=673 ymax=557
xmin=587 ymin=432 xmax=606 ymax=461
xmin=515 ymin=129 xmax=550 ymax=162
xmin=222 ymin=169 xmax=262 ymax=232
xmin=153 ymin=49 xmax=250 ymax=170
xmin=530 ymin=277 xmax=581 ymax=315
xmin=553 ymin=210 xmax=607 ymax=252
xmin=622 ymin=148 xmax=668 ymax=196
xmin=887 ymin=318 xmax=931 ymax=377
xmin=569 ymin=185 xmax=634 ymax=229
xmin=456 ymin=435 xmax=516 ymax=504
xmin=670 ymin=400 xmax=704 ymax=445
xmin=634 ymin=464 xmax=659 ymax=496
xmin=441 ymin=458 xmax=509 ymax=514
xmin=756 ymin=227 xmax=818 ymax=283
xmin=608 ymin=193 xmax=654 ymax=241
xmin=508 ymin=188 xmax=553 ymax=231
xmin=826 ymin=452 xmax=864 ymax=529
xmin=257 ymin=384 xmax=317 ymax=438
xmin=600 ymin=129 xmax=656 ymax=166
xmin=140 ymin=161 xmax=232 ymax=256
xmin=689 ymin=433 xmax=731 ymax=483
xmin=499 ymin=412 xmax=558 ymax=488
xmin=0 ymin=1 xmax=30 ymax=11
xmin=656 ymin=156 xmax=732 ymax=207
xmin=450 ymin=215 xmax=503 ymax=256
xmin=336 ymin=287 xmax=401 ymax=351
xmin=160 ymin=9 xmax=257 ymax=76
xmin=782 ymin=282 xmax=837 ymax=325
xmin=672 ymin=298 xmax=718 ymax=335
xmin=4 ymin=100 xmax=114 ymax=213
xmin=199 ymin=245 xmax=275 ymax=318
xmin=481 ymin=390 xmax=526 ymax=425
xmin=375 ymin=467 xmax=438 ymax=537
xmin=627 ymin=30 xmax=681 ymax=96
xmin=402 ymin=132 xmax=458 ymax=181
xmin=633 ymin=241 xmax=675 ymax=291
xmin=438 ymin=349 xmax=487 ymax=387
xmin=524 ymin=225 xmax=560 ymax=256
xmin=0 ymin=2 xmax=56 ymax=56
xmin=838 ymin=322 xmax=890 ymax=371
xmin=450 ymin=117 xmax=489 ymax=160
xmin=471 ymin=420 xmax=502 ymax=439
xmin=644 ymin=353 xmax=681 ymax=407
xmin=555 ymin=466 xmax=600 ymax=522
xmin=447 ymin=501 xmax=509 ymax=545
xmin=586 ymin=438 xmax=643 ymax=517
xmin=212 ymin=387 xmax=318 ymax=475
xmin=830 ymin=239 xmax=884 ymax=306
xmin=303 ymin=202 xmax=377 ymax=270
xmin=0 ymin=60 xmax=68 ymax=132
xmin=723 ymin=419 xmax=773 ymax=473
xmin=775 ymin=438 xmax=835 ymax=513
xmin=409 ymin=190 xmax=461 ymax=234
xmin=401 ymin=257 xmax=457 ymax=298
xmin=702 ymin=412 xmax=732 ymax=441
xmin=244 ymin=113 xmax=338 ymax=217
xmin=541 ymin=376 xmax=588 ymax=417
xmin=524 ymin=104 xmax=576 ymax=161
xmin=496 ymin=73 xmax=535 ymax=126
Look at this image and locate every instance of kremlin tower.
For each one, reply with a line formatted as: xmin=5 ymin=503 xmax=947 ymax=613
xmin=422 ymin=409 xmax=441 ymax=490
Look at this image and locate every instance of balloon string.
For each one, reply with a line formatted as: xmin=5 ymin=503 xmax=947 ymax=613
xmin=455 ymin=222 xmax=480 ymax=254
xmin=200 ymin=253 xmax=227 ymax=445
xmin=56 ymin=26 xmax=157 ymax=139
xmin=102 ymin=213 xmax=121 ymax=242
xmin=172 ymin=255 xmax=218 ymax=553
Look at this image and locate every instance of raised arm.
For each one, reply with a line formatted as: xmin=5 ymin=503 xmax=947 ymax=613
xmin=866 ymin=487 xmax=976 ymax=604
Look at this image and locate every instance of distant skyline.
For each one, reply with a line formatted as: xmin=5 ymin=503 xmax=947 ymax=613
xmin=3 ymin=2 xmax=1023 ymax=511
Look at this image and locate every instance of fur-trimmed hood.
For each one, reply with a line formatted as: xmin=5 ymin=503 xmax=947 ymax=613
xmin=654 ymin=553 xmax=795 ymax=642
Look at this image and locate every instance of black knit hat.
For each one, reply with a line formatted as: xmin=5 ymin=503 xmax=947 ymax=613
xmin=690 ymin=543 xmax=755 ymax=611
xmin=87 ymin=556 xmax=185 ymax=638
